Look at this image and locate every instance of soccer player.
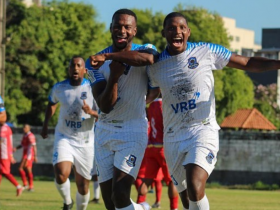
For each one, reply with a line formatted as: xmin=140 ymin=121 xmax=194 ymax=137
xmin=146 ymin=12 xmax=280 ymax=210
xmin=86 ymin=9 xmax=159 ymax=210
xmin=0 ymin=96 xmax=23 ymax=196
xmin=90 ymin=159 xmax=100 ymax=204
xmin=13 ymin=124 xmax=37 ymax=191
xmin=138 ymin=98 xmax=179 ymax=210
xmin=40 ymin=56 xmax=98 ymax=210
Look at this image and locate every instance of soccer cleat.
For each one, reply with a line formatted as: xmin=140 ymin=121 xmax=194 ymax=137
xmin=62 ymin=199 xmax=74 ymax=210
xmin=16 ymin=187 xmax=23 ymax=197
xmin=27 ymin=188 xmax=34 ymax=192
xmin=152 ymin=202 xmax=160 ymax=208
xmin=90 ymin=198 xmax=99 ymax=204
xmin=139 ymin=202 xmax=151 ymax=210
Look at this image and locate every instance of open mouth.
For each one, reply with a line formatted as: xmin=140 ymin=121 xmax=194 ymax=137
xmin=172 ymin=37 xmax=183 ymax=47
xmin=116 ymin=35 xmax=127 ymax=43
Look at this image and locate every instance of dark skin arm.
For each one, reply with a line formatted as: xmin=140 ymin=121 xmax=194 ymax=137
xmin=40 ymin=102 xmax=58 ymax=139
xmin=82 ymin=100 xmax=98 ymax=119
xmin=227 ymin=54 xmax=280 ymax=72
xmin=146 ymin=88 xmax=161 ymax=104
xmin=92 ymin=61 xmax=126 ymax=114
xmin=90 ymin=50 xmax=158 ymax=69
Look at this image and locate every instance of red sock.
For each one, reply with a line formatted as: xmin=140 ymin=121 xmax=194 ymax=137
xmin=155 ymin=180 xmax=162 ymax=203
xmin=27 ymin=171 xmax=33 ymax=188
xmin=0 ymin=173 xmax=2 ymax=184
xmin=134 ymin=177 xmax=142 ymax=190
xmin=19 ymin=169 xmax=27 ymax=186
xmin=170 ymin=196 xmax=179 ymax=209
xmin=137 ymin=194 xmax=146 ymax=203
xmin=4 ymin=173 xmax=19 ymax=187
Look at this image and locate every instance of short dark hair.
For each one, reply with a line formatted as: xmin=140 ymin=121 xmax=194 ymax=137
xmin=69 ymin=55 xmax=84 ymax=67
xmin=163 ymin=12 xmax=187 ymax=27
xmin=112 ymin=8 xmax=137 ymax=23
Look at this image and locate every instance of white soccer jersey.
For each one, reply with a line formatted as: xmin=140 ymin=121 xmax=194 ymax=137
xmin=147 ymin=42 xmax=232 ymax=142
xmin=85 ymin=43 xmax=157 ymax=132
xmin=49 ymin=78 xmax=97 ymax=146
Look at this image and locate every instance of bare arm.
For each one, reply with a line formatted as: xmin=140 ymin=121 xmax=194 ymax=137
xmin=82 ymin=100 xmax=99 ymax=118
xmin=92 ymin=61 xmax=126 ymax=114
xmin=90 ymin=50 xmax=158 ymax=69
xmin=40 ymin=102 xmax=58 ymax=139
xmin=33 ymin=145 xmax=38 ymax=163
xmin=146 ymin=88 xmax=161 ymax=104
xmin=227 ymin=54 xmax=280 ymax=72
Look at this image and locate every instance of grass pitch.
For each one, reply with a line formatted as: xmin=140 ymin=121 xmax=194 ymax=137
xmin=0 ymin=179 xmax=280 ymax=210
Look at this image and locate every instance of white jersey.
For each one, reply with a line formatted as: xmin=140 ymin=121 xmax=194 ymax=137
xmin=147 ymin=42 xmax=232 ymax=142
xmin=85 ymin=43 xmax=157 ymax=133
xmin=49 ymin=78 xmax=97 ymax=146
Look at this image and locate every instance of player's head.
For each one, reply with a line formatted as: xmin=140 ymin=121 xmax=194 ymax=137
xmin=23 ymin=124 xmax=30 ymax=133
xmin=68 ymin=56 xmax=86 ymax=85
xmin=110 ymin=9 xmax=137 ymax=51
xmin=162 ymin=12 xmax=190 ymax=56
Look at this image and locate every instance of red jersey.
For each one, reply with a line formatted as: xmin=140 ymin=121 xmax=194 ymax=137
xmin=21 ymin=131 xmax=36 ymax=159
xmin=0 ymin=124 xmax=13 ymax=160
xmin=147 ymin=99 xmax=163 ymax=145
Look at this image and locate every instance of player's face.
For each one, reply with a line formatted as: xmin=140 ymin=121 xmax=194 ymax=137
xmin=110 ymin=14 xmax=137 ymax=51
xmin=162 ymin=16 xmax=190 ymax=56
xmin=68 ymin=57 xmax=86 ymax=85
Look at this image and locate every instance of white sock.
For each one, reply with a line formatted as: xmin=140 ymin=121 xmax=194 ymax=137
xmin=76 ymin=191 xmax=90 ymax=210
xmin=55 ymin=178 xmax=72 ymax=205
xmin=115 ymin=200 xmax=145 ymax=210
xmin=93 ymin=181 xmax=100 ymax=199
xmin=189 ymin=195 xmax=209 ymax=210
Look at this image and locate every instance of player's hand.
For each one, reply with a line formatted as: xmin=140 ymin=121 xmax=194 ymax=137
xmin=13 ymin=147 xmax=17 ymax=152
xmin=89 ymin=54 xmax=105 ymax=69
xmin=34 ymin=156 xmax=38 ymax=163
xmin=11 ymin=157 xmax=16 ymax=164
xmin=40 ymin=127 xmax=48 ymax=139
xmin=82 ymin=100 xmax=91 ymax=114
xmin=109 ymin=61 xmax=126 ymax=79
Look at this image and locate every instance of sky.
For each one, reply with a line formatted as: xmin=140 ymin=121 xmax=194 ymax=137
xmin=72 ymin=0 xmax=280 ymax=45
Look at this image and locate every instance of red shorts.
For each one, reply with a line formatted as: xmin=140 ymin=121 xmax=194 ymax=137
xmin=143 ymin=146 xmax=172 ymax=185
xmin=0 ymin=159 xmax=11 ymax=174
xmin=22 ymin=157 xmax=33 ymax=168
xmin=137 ymin=149 xmax=148 ymax=179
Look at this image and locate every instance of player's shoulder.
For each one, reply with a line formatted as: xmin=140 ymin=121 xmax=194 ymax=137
xmin=80 ymin=78 xmax=91 ymax=86
xmin=96 ymin=46 xmax=113 ymax=55
xmin=52 ymin=79 xmax=70 ymax=89
xmin=132 ymin=43 xmax=157 ymax=51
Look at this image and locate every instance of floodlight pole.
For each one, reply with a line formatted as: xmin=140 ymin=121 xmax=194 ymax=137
xmin=0 ymin=0 xmax=6 ymax=98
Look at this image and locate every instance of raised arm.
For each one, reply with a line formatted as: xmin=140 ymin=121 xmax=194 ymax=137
xmin=40 ymin=102 xmax=58 ymax=139
xmin=227 ymin=54 xmax=280 ymax=72
xmin=92 ymin=61 xmax=126 ymax=114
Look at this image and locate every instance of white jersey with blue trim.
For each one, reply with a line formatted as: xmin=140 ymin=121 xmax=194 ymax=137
xmin=0 ymin=96 xmax=5 ymax=112
xmin=147 ymin=42 xmax=232 ymax=142
xmin=85 ymin=43 xmax=157 ymax=132
xmin=49 ymin=78 xmax=97 ymax=146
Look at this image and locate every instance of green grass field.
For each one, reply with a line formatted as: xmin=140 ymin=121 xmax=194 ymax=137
xmin=1 ymin=179 xmax=280 ymax=210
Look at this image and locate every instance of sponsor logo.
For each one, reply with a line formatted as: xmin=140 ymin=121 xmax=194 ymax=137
xmin=188 ymin=57 xmax=199 ymax=69
xmin=126 ymin=155 xmax=137 ymax=167
xmin=65 ymin=120 xmax=82 ymax=129
xmin=171 ymin=99 xmax=197 ymax=113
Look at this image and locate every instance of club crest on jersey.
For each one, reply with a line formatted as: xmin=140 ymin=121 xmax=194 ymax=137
xmin=126 ymin=155 xmax=137 ymax=167
xmin=188 ymin=57 xmax=199 ymax=69
xmin=80 ymin=92 xmax=87 ymax=100
xmin=206 ymin=152 xmax=215 ymax=164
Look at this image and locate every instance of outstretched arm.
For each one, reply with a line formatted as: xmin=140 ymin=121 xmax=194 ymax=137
xmin=92 ymin=61 xmax=126 ymax=114
xmin=227 ymin=54 xmax=280 ymax=72
xmin=40 ymin=102 xmax=58 ymax=139
xmin=90 ymin=49 xmax=158 ymax=69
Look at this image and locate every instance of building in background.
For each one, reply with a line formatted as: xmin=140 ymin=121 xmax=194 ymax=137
xmin=222 ymin=17 xmax=261 ymax=56
xmin=20 ymin=0 xmax=41 ymax=7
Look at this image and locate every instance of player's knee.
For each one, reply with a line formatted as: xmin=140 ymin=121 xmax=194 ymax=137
xmin=187 ymin=179 xmax=205 ymax=201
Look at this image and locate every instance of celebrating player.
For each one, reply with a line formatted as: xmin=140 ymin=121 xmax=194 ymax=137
xmin=146 ymin=12 xmax=280 ymax=210
xmin=86 ymin=8 xmax=159 ymax=210
xmin=14 ymin=124 xmax=37 ymax=191
xmin=41 ymin=56 xmax=98 ymax=210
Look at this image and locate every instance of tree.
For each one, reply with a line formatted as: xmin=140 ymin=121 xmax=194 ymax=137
xmin=5 ymin=0 xmax=110 ymax=126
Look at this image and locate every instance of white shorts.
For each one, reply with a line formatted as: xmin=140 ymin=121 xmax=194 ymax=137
xmin=164 ymin=124 xmax=219 ymax=193
xmin=94 ymin=128 xmax=148 ymax=183
xmin=52 ymin=135 xmax=94 ymax=180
